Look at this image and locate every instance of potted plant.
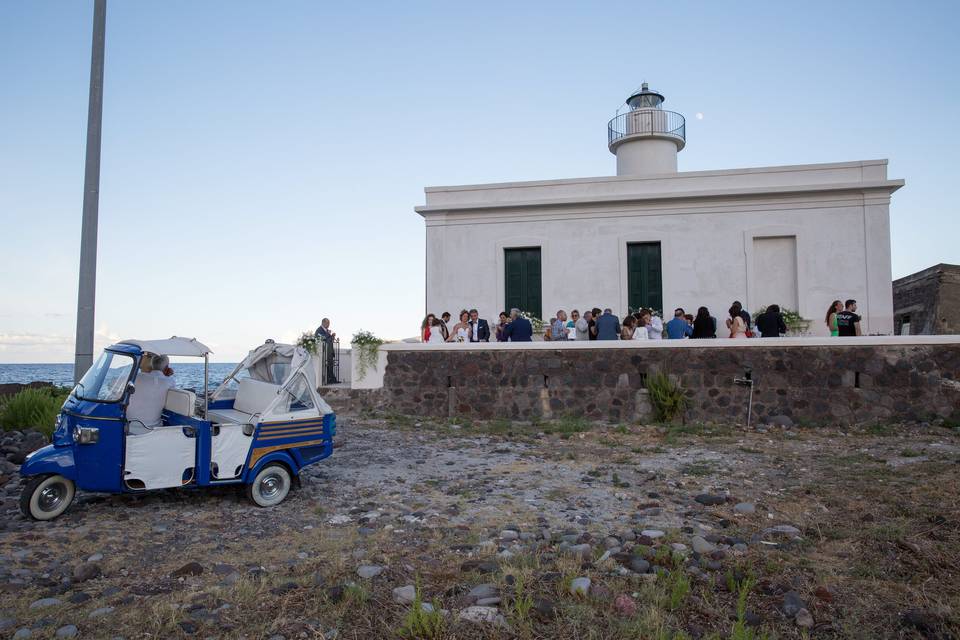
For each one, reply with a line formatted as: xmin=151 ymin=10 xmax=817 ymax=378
xmin=351 ymin=330 xmax=385 ymax=382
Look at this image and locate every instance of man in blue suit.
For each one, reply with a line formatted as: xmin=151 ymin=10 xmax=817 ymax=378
xmin=595 ymin=308 xmax=621 ymax=340
xmin=468 ymin=308 xmax=491 ymax=342
xmin=504 ymin=308 xmax=533 ymax=342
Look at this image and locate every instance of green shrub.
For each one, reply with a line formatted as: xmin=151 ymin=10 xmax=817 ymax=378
xmin=0 ymin=387 xmax=69 ymax=437
xmin=666 ymin=570 xmax=690 ymax=610
xmin=552 ymin=414 xmax=591 ymax=434
xmin=645 ymin=372 xmax=688 ymax=423
xmin=397 ymin=585 xmax=445 ymax=639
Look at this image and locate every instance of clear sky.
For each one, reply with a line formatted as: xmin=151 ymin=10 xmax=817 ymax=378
xmin=1 ymin=1 xmax=957 ymax=363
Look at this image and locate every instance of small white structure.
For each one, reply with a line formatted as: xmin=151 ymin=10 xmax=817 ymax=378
xmin=417 ymin=84 xmax=903 ymax=335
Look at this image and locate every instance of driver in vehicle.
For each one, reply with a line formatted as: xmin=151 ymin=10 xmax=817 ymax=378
xmin=126 ymin=353 xmax=175 ymax=434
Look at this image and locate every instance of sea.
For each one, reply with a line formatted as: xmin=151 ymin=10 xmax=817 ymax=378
xmin=0 ymin=363 xmax=239 ymax=392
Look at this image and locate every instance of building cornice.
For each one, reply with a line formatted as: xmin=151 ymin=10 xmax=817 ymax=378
xmin=416 ymin=180 xmax=904 ymax=217
xmin=422 ymin=159 xmax=891 ymax=194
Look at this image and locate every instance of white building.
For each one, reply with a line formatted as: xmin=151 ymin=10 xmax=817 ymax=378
xmin=416 ymin=84 xmax=903 ymax=335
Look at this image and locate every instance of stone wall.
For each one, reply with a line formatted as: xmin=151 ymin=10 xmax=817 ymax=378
xmin=894 ymin=263 xmax=960 ymax=335
xmin=0 ymin=381 xmax=55 ymax=398
xmin=325 ymin=340 xmax=960 ymax=425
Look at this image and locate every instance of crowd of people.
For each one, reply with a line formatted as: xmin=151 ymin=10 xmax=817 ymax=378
xmin=420 ymin=299 xmax=863 ymax=342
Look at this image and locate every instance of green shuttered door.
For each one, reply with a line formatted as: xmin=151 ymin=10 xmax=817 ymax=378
xmin=504 ymin=247 xmax=542 ymax=319
xmin=627 ymin=242 xmax=662 ymax=314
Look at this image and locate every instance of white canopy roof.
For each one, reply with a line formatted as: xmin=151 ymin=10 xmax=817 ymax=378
xmin=118 ymin=337 xmax=212 ymax=357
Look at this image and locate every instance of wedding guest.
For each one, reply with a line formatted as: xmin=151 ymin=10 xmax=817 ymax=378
xmin=632 ymin=313 xmax=649 ymax=340
xmin=314 ymin=318 xmax=338 ymax=383
xmin=551 ymin=310 xmax=569 ymax=341
xmin=589 ymin=307 xmax=602 ymax=340
xmin=441 ymin=312 xmax=452 ymax=340
xmin=756 ymin=304 xmax=787 ymax=337
xmin=421 ymin=313 xmax=436 ymax=342
xmin=428 ymin=317 xmax=446 ymax=343
xmin=642 ymin=309 xmax=664 ymax=340
xmin=448 ymin=310 xmax=472 ymax=343
xmin=730 ymin=301 xmax=752 ymax=331
xmin=665 ymin=308 xmax=693 ymax=339
xmin=596 ymin=308 xmax=620 ymax=340
xmin=544 ymin=314 xmax=556 ymax=341
xmin=620 ymin=315 xmax=637 ymax=340
xmin=825 ymin=300 xmax=842 ymax=337
xmin=691 ymin=307 xmax=716 ymax=338
xmin=495 ymin=311 xmax=510 ymax=342
xmin=836 ymin=299 xmax=862 ymax=336
xmin=504 ymin=308 xmax=533 ymax=342
xmin=728 ymin=305 xmax=748 ymax=338
xmin=575 ymin=310 xmax=591 ymax=341
xmin=567 ymin=310 xmax=579 ymax=340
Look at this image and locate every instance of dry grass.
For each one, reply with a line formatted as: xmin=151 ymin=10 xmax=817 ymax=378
xmin=1 ymin=422 xmax=958 ymax=639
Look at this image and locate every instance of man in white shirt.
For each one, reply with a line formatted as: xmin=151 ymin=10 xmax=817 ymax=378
xmin=126 ymin=354 xmax=175 ymax=433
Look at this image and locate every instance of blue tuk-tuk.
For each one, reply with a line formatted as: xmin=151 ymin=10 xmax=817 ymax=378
xmin=19 ymin=338 xmax=335 ymax=520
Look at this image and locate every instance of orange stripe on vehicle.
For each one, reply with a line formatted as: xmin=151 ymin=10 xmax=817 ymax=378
xmin=248 ymin=439 xmax=326 ymax=468
xmin=258 ymin=429 xmax=324 ymax=439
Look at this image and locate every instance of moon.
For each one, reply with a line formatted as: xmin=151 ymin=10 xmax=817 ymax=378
xmin=695 ymin=112 xmax=704 ymax=120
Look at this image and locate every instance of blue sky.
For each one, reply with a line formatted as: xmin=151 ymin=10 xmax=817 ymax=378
xmin=1 ymin=1 xmax=957 ymax=362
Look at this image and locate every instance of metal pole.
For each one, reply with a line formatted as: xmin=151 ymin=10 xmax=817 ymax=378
xmin=73 ymin=0 xmax=107 ymax=384
xmin=203 ymin=354 xmax=209 ymax=419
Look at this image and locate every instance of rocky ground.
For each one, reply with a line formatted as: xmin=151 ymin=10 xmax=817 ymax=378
xmin=0 ymin=416 xmax=958 ymax=639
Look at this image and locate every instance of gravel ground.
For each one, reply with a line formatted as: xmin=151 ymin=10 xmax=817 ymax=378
xmin=0 ymin=418 xmax=958 ymax=639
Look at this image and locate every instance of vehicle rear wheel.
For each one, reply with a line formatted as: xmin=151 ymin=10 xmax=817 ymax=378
xmin=20 ymin=474 xmax=76 ymax=521
xmin=246 ymin=463 xmax=291 ymax=507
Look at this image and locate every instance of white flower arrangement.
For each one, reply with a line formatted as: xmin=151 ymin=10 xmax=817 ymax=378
xmin=518 ymin=311 xmax=546 ymax=333
xmin=627 ymin=306 xmax=661 ymax=318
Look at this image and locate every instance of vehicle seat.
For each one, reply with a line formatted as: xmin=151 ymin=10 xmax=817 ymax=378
xmin=164 ymin=388 xmax=196 ymax=417
xmin=208 ymin=378 xmax=280 ymax=425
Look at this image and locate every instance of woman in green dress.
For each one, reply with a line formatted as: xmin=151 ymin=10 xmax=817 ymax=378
xmin=825 ymin=300 xmax=842 ymax=336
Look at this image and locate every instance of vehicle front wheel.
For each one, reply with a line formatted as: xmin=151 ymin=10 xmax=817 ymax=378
xmin=20 ymin=474 xmax=76 ymax=521
xmin=247 ymin=463 xmax=291 ymax=507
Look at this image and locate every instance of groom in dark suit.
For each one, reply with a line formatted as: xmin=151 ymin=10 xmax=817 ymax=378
xmin=468 ymin=308 xmax=491 ymax=342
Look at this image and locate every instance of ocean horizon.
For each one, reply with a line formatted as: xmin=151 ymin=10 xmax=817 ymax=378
xmin=0 ymin=363 xmax=239 ymax=391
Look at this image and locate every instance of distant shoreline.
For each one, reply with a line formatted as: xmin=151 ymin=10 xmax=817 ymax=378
xmin=0 ymin=363 xmax=238 ymax=389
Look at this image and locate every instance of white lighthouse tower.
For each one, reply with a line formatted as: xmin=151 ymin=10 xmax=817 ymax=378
xmin=608 ymin=83 xmax=686 ymax=176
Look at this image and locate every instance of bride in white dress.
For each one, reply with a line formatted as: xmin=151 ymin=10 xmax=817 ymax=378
xmin=447 ymin=310 xmax=473 ymax=343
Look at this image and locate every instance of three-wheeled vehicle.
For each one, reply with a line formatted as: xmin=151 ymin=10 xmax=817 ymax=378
xmin=19 ymin=338 xmax=336 ymax=520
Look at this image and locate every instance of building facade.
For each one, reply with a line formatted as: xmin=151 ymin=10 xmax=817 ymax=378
xmin=417 ymin=85 xmax=903 ymax=336
xmin=893 ymin=264 xmax=960 ymax=335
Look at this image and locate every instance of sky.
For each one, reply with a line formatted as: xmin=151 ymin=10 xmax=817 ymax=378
xmin=1 ymin=1 xmax=958 ymax=363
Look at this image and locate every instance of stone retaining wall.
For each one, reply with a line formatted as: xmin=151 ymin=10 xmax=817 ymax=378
xmin=326 ymin=340 xmax=960 ymax=425
xmin=0 ymin=381 xmax=55 ymax=398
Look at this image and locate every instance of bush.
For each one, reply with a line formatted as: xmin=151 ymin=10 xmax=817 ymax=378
xmin=0 ymin=387 xmax=69 ymax=437
xmin=645 ymin=372 xmax=688 ymax=423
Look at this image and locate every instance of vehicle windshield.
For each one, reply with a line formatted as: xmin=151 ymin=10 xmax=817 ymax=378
xmin=75 ymin=350 xmax=135 ymax=402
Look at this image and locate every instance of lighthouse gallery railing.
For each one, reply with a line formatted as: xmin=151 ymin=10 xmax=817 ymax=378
xmin=607 ymin=110 xmax=686 ymax=147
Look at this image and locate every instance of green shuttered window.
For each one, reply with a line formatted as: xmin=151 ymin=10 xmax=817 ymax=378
xmin=627 ymin=242 xmax=662 ymax=314
xmin=504 ymin=247 xmax=542 ymax=319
